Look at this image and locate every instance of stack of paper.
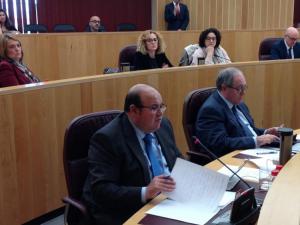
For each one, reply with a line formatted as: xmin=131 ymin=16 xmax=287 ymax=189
xmin=146 ymin=158 xmax=230 ymax=225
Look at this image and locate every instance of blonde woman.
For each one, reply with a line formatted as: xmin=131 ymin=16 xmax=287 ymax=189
xmin=133 ymin=30 xmax=172 ymax=70
xmin=0 ymin=34 xmax=40 ymax=87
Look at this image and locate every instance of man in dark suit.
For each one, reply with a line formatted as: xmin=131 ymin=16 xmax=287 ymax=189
xmin=86 ymin=16 xmax=105 ymax=32
xmin=82 ymin=84 xmax=182 ymax=225
xmin=164 ymin=0 xmax=189 ymax=31
xmin=196 ymin=67 xmax=280 ymax=157
xmin=271 ymin=27 xmax=300 ymax=59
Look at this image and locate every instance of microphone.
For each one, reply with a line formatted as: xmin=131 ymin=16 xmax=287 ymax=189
xmin=192 ymin=136 xmax=257 ymax=209
xmin=214 ymin=54 xmax=231 ymax=62
xmin=193 ymin=136 xmax=251 ymax=188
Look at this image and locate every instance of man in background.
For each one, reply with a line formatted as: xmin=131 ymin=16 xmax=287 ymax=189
xmin=271 ymin=26 xmax=300 ymax=59
xmin=83 ymin=84 xmax=182 ymax=225
xmin=86 ymin=15 xmax=105 ymax=32
xmin=196 ymin=67 xmax=280 ymax=157
xmin=164 ymin=0 xmax=189 ymax=31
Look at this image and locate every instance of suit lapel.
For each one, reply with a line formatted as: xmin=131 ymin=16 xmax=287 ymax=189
xmin=214 ymin=92 xmax=239 ymax=127
xmin=121 ymin=114 xmax=151 ymax=183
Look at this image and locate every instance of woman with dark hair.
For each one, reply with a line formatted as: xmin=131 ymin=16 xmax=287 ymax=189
xmin=191 ymin=27 xmax=231 ymax=65
xmin=133 ymin=30 xmax=173 ymax=70
xmin=0 ymin=34 xmax=40 ymax=88
xmin=0 ymin=9 xmax=18 ymax=34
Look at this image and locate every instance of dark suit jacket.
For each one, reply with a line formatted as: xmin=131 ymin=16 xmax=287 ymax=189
xmin=133 ymin=51 xmax=173 ymax=71
xmin=270 ymin=39 xmax=300 ymax=59
xmin=164 ymin=2 xmax=189 ymax=30
xmin=82 ymin=113 xmax=182 ymax=225
xmin=195 ymin=91 xmax=265 ymax=157
xmin=0 ymin=60 xmax=32 ymax=88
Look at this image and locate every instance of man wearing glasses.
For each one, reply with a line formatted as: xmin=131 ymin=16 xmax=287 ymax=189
xmin=83 ymin=84 xmax=182 ymax=225
xmin=86 ymin=16 xmax=105 ymax=32
xmin=271 ymin=26 xmax=300 ymax=59
xmin=195 ymin=67 xmax=280 ymax=157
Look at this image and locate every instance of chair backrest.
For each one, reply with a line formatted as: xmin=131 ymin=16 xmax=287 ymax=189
xmin=182 ymin=87 xmax=216 ymax=164
xmin=118 ymin=44 xmax=137 ymax=70
xmin=116 ymin=23 xmax=137 ymax=31
xmin=54 ymin=24 xmax=76 ymax=32
xmin=24 ymin=24 xmax=48 ymax=33
xmin=179 ymin=44 xmax=199 ymax=66
xmin=84 ymin=24 xmax=105 ymax=32
xmin=63 ymin=110 xmax=121 ymax=199
xmin=258 ymin=37 xmax=282 ymax=60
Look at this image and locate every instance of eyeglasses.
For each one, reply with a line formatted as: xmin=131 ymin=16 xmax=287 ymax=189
xmin=140 ymin=103 xmax=167 ymax=112
xmin=145 ymin=38 xmax=158 ymax=43
xmin=286 ymin=35 xmax=298 ymax=42
xmin=228 ymin=85 xmax=248 ymax=94
xmin=206 ymin=37 xmax=216 ymax=41
xmin=90 ymin=20 xmax=100 ymax=24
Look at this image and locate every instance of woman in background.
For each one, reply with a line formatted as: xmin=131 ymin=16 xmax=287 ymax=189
xmin=0 ymin=9 xmax=18 ymax=34
xmin=191 ymin=27 xmax=231 ymax=65
xmin=0 ymin=34 xmax=40 ymax=88
xmin=133 ymin=30 xmax=173 ymax=70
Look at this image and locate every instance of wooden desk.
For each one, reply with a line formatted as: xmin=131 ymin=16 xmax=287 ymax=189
xmin=1 ymin=60 xmax=300 ymax=224
xmin=18 ymin=29 xmax=286 ymax=81
xmin=257 ymin=153 xmax=300 ymax=225
xmin=124 ymin=151 xmax=255 ymax=225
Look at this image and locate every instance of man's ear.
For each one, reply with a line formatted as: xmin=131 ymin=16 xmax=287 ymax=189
xmin=129 ymin=104 xmax=139 ymax=114
xmin=221 ymin=83 xmax=227 ymax=91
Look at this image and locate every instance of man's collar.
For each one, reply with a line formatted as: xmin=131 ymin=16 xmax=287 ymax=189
xmin=217 ymin=90 xmax=234 ymax=109
xmin=127 ymin=116 xmax=151 ymax=139
xmin=284 ymin=39 xmax=293 ymax=50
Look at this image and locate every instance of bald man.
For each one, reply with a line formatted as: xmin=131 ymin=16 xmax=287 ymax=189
xmin=271 ymin=26 xmax=300 ymax=59
xmin=86 ymin=16 xmax=104 ymax=32
xmin=82 ymin=84 xmax=182 ymax=225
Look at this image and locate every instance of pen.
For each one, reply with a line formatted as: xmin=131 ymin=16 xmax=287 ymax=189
xmin=256 ymin=151 xmax=278 ymax=155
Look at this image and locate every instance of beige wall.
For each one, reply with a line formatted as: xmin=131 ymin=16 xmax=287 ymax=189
xmin=153 ymin=0 xmax=294 ymax=30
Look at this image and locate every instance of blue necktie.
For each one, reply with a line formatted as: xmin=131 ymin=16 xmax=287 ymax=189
xmin=232 ymin=106 xmax=253 ymax=137
xmin=143 ymin=134 xmax=164 ymax=177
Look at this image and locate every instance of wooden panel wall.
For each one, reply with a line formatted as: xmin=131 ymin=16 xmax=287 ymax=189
xmin=18 ymin=29 xmax=285 ymax=81
xmin=1 ymin=60 xmax=300 ymax=224
xmin=152 ymin=0 xmax=294 ymax=30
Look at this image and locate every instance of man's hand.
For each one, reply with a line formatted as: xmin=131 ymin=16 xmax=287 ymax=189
xmin=145 ymin=175 xmax=176 ymax=200
xmin=256 ymin=134 xmax=280 ymax=146
xmin=265 ymin=124 xmax=284 ymax=136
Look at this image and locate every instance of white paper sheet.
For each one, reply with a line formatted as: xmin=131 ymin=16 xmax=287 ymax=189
xmin=146 ymin=158 xmax=229 ymax=225
xmin=240 ymin=148 xmax=279 ymax=160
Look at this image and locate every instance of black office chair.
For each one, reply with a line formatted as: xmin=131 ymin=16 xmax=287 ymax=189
xmin=24 ymin=24 xmax=48 ymax=33
xmin=182 ymin=87 xmax=216 ymax=165
xmin=258 ymin=37 xmax=282 ymax=60
xmin=62 ymin=110 xmax=121 ymax=225
xmin=54 ymin=24 xmax=76 ymax=32
xmin=116 ymin=23 xmax=137 ymax=31
xmin=118 ymin=44 xmax=137 ymax=70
